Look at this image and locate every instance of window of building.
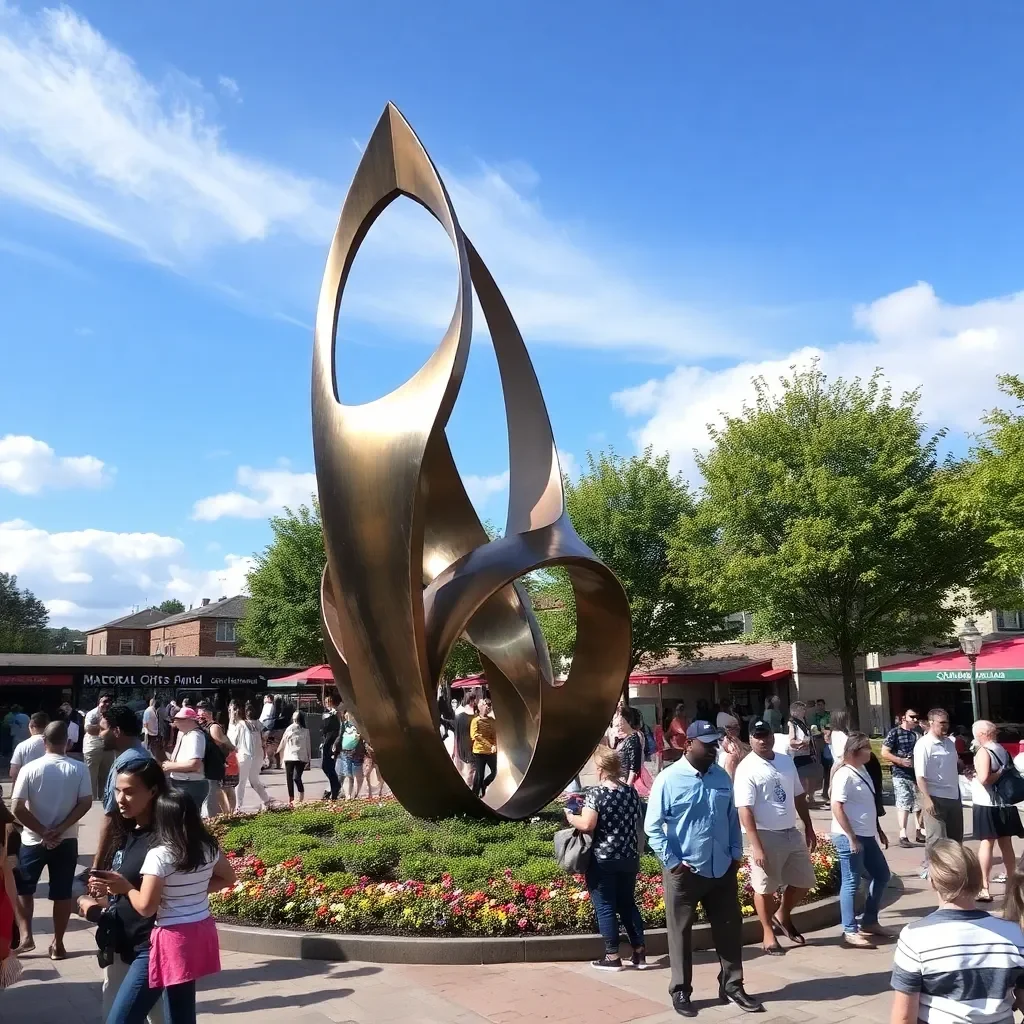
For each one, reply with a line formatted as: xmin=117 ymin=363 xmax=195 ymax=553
xmin=996 ymin=610 xmax=1024 ymax=631
xmin=118 ymin=639 xmax=134 ymax=655
xmin=164 ymin=643 xmax=176 ymax=656
xmin=216 ymin=619 xmax=237 ymax=643
xmin=215 ymin=650 xmax=234 ymax=658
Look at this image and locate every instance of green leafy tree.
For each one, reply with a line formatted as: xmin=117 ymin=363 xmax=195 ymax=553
xmin=675 ymin=364 xmax=987 ymax=725
xmin=941 ymin=374 xmax=1024 ymax=610
xmin=47 ymin=627 xmax=85 ymax=653
xmin=543 ymin=448 xmax=733 ymax=678
xmin=237 ymin=502 xmax=327 ymax=665
xmin=0 ymin=572 xmax=50 ymax=653
xmin=158 ymin=598 xmax=185 ymax=615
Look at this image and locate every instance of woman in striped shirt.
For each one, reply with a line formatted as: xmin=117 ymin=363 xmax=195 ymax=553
xmin=891 ymin=839 xmax=1024 ymax=1024
xmin=93 ymin=788 xmax=235 ymax=1023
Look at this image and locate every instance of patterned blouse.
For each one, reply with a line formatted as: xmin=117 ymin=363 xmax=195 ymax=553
xmin=618 ymin=733 xmax=643 ymax=779
xmin=584 ymin=783 xmax=644 ymax=864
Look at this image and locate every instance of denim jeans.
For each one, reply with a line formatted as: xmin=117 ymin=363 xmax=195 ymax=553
xmin=585 ymin=858 xmax=645 ymax=954
xmin=106 ymin=946 xmax=197 ymax=1023
xmin=831 ymin=832 xmax=890 ymax=933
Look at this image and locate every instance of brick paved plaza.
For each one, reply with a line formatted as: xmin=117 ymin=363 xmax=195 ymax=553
xmin=0 ymin=766 xmax=991 ymax=1024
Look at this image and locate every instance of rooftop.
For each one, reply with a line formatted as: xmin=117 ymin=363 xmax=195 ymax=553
xmin=149 ymin=595 xmax=249 ymax=628
xmin=85 ymin=607 xmax=170 ymax=634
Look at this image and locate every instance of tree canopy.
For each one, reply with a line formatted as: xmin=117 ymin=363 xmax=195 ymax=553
xmin=237 ymin=502 xmax=327 ymax=666
xmin=541 ymin=447 xmax=733 ymax=677
xmin=158 ymin=598 xmax=186 ymax=615
xmin=941 ymin=374 xmax=1024 ymax=611
xmin=0 ymin=572 xmax=50 ymax=653
xmin=674 ymin=365 xmax=987 ymax=725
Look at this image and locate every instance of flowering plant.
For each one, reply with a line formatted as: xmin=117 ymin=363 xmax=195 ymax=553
xmin=209 ymin=801 xmax=839 ymax=937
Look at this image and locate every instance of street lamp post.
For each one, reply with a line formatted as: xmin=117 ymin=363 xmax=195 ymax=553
xmin=959 ymin=618 xmax=984 ymax=723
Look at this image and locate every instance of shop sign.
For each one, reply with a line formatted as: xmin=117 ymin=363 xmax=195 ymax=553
xmin=869 ymin=667 xmax=1024 ymax=683
xmin=0 ymin=674 xmax=73 ymax=687
xmin=82 ymin=672 xmax=268 ymax=688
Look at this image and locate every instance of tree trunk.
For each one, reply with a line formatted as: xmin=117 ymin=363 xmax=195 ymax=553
xmin=839 ymin=647 xmax=860 ymax=730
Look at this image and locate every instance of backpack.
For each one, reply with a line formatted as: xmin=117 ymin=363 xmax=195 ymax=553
xmin=990 ymin=747 xmax=1024 ymax=805
xmin=200 ymin=725 xmax=226 ymax=781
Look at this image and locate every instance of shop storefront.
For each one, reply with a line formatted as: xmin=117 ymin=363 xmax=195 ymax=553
xmin=0 ymin=654 xmax=297 ymax=715
xmin=867 ymin=637 xmax=1024 ymax=730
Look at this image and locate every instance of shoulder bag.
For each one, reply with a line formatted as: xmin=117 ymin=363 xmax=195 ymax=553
xmin=553 ymin=827 xmax=592 ymax=874
xmin=991 ymin=747 xmax=1024 ymax=805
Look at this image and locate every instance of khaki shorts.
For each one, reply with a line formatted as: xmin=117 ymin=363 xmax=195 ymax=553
xmin=749 ymin=826 xmax=817 ymax=894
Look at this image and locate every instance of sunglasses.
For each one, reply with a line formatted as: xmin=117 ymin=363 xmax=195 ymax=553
xmin=906 ymin=715 xmax=919 ymax=721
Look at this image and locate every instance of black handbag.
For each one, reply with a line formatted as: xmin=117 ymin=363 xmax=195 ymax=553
xmin=992 ymin=749 xmax=1024 ymax=805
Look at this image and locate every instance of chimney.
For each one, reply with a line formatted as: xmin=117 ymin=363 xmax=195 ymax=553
xmin=201 ymin=598 xmax=210 ymax=606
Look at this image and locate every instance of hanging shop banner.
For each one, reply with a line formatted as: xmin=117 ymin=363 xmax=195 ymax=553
xmin=80 ymin=671 xmax=271 ymax=689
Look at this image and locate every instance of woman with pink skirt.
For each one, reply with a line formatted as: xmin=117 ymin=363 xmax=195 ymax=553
xmin=92 ymin=788 xmax=235 ymax=1023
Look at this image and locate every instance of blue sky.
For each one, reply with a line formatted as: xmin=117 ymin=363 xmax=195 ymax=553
xmin=2 ymin=1 xmax=1023 ymax=627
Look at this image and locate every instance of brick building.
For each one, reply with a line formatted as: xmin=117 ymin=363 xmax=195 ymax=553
xmin=85 ymin=608 xmax=169 ymax=657
xmin=148 ymin=596 xmax=249 ymax=658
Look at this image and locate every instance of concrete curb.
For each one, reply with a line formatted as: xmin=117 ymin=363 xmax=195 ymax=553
xmin=215 ymin=877 xmax=905 ymax=965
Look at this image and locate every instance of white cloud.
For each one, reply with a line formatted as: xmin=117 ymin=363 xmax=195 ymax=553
xmin=192 ymin=466 xmax=317 ymax=521
xmin=164 ymin=552 xmax=255 ymax=607
xmin=614 ymin=282 xmax=1024 ymax=484
xmin=0 ymin=434 xmax=111 ymax=494
xmin=0 ymin=4 xmax=333 ymax=260
xmin=0 ymin=518 xmax=251 ymax=628
xmin=557 ymin=448 xmax=579 ymax=481
xmin=462 ymin=470 xmax=510 ymax=509
xmin=217 ymin=75 xmax=241 ymax=102
xmin=0 ymin=4 xmax=732 ymax=356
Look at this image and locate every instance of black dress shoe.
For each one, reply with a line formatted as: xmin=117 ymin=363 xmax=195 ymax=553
xmin=719 ymin=986 xmax=765 ymax=1013
xmin=672 ymin=992 xmax=697 ymax=1017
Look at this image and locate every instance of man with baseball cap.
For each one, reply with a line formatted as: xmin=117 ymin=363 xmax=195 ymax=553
xmin=734 ymin=720 xmax=817 ymax=957
xmin=645 ymin=720 xmax=763 ymax=1017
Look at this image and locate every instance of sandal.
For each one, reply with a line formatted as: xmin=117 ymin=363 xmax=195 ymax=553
xmin=761 ymin=943 xmax=786 ymax=956
xmin=977 ymin=890 xmax=994 ymax=903
xmin=48 ymin=942 xmax=66 ymax=961
xmin=772 ymin=914 xmax=806 ymax=946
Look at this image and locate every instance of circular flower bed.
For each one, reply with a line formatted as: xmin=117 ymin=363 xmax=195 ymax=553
xmin=209 ymin=799 xmax=839 ymax=937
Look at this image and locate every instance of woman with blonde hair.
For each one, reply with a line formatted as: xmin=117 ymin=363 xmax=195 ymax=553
xmin=830 ymin=731 xmax=891 ymax=948
xmin=970 ymin=719 xmax=1022 ymax=901
xmin=891 ymin=840 xmax=1024 ymax=1024
xmin=564 ymin=746 xmax=646 ymax=971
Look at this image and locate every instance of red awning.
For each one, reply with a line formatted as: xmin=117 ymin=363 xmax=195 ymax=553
xmin=269 ymin=664 xmax=334 ymax=685
xmin=630 ymin=660 xmax=792 ymax=687
xmin=450 ymin=674 xmax=486 ymax=690
xmin=869 ymin=636 xmax=1024 ymax=683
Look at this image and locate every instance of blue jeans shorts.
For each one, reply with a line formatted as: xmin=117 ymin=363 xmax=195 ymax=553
xmin=16 ymin=838 xmax=78 ymax=900
xmin=336 ymin=754 xmax=364 ymax=778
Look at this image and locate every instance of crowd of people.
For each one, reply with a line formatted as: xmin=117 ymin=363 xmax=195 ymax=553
xmin=8 ymin=687 xmax=1024 ymax=1020
xmin=571 ymin=696 xmax=1024 ymax=1020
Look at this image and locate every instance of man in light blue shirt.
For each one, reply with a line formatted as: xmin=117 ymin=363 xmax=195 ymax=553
xmin=645 ymin=720 xmax=763 ymax=1017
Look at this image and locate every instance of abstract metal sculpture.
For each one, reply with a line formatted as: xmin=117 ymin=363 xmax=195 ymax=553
xmin=312 ymin=103 xmax=631 ymax=819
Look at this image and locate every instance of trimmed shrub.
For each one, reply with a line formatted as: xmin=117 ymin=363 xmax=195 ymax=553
xmin=431 ymin=833 xmax=482 ymax=858
xmin=640 ymin=854 xmax=662 ymax=877
xmin=516 ymin=858 xmax=566 ymax=885
xmin=481 ymin=841 xmax=530 ymax=869
xmin=398 ymin=852 xmax=448 ymax=883
xmin=446 ymin=856 xmax=491 ymax=887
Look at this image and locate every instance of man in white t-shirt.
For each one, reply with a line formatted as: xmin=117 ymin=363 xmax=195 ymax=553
xmin=142 ymin=697 xmax=165 ymax=761
xmin=82 ymin=692 xmax=114 ymax=800
xmin=11 ymin=720 xmax=92 ymax=957
xmin=9 ymin=711 xmax=50 ymax=783
xmin=162 ymin=706 xmax=208 ymax=812
xmin=914 ymin=707 xmax=963 ymax=856
xmin=733 ymin=719 xmax=817 ymax=955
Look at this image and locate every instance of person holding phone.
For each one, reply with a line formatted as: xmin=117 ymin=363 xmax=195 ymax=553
xmin=90 ymin=788 xmax=236 ymax=1023
xmin=564 ymin=747 xmax=647 ymax=972
xmin=78 ymin=759 xmax=167 ymax=1024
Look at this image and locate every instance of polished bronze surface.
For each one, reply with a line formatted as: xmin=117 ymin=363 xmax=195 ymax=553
xmin=313 ymin=103 xmax=631 ymax=819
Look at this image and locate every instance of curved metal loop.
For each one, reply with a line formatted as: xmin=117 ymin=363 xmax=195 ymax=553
xmin=313 ymin=103 xmax=631 ymax=818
